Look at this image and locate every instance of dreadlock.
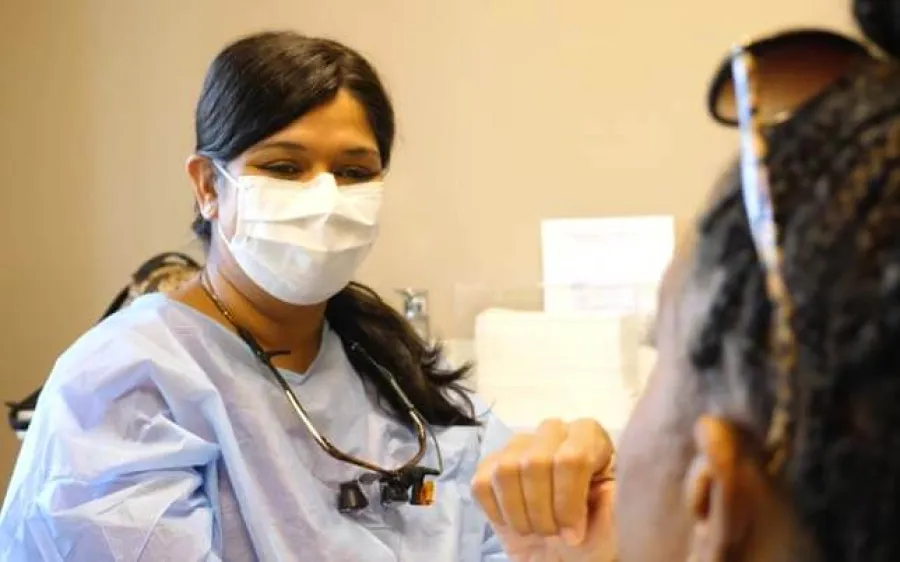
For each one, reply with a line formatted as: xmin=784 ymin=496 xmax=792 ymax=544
xmin=688 ymin=60 xmax=900 ymax=562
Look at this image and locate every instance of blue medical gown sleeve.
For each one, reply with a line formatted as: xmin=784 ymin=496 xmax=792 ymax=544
xmin=0 ymin=356 xmax=222 ymax=561
xmin=477 ymin=405 xmax=515 ymax=561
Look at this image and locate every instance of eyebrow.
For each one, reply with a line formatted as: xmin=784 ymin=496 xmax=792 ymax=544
xmin=252 ymin=140 xmax=380 ymax=158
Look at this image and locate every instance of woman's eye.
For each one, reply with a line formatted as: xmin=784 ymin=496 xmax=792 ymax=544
xmin=260 ymin=162 xmax=301 ymax=176
xmin=335 ymin=167 xmax=377 ymax=182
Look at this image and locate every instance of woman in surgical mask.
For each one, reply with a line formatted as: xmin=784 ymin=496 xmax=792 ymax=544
xmin=0 ymin=31 xmax=615 ymax=561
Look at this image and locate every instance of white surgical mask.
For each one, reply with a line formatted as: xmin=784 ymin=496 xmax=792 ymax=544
xmin=215 ymin=167 xmax=383 ymax=305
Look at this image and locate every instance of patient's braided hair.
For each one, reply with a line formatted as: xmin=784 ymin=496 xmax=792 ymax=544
xmin=689 ymin=60 xmax=900 ymax=562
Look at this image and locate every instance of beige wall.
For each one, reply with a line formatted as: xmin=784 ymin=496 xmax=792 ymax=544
xmin=0 ymin=1 xmax=855 ymax=496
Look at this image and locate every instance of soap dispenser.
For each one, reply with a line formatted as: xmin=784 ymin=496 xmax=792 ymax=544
xmin=396 ymin=288 xmax=431 ymax=342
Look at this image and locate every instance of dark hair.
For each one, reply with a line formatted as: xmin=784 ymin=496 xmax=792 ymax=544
xmin=855 ymin=0 xmax=900 ymax=57
xmin=193 ymin=31 xmax=477 ymax=427
xmin=687 ymin=61 xmax=900 ymax=562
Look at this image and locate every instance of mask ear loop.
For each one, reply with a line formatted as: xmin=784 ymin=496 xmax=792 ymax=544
xmin=731 ymin=45 xmax=797 ymax=475
xmin=205 ymin=160 xmax=240 ymax=244
xmin=210 ymin=160 xmax=239 ymax=186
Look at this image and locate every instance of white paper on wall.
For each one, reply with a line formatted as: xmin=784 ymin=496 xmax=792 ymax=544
xmin=540 ymin=215 xmax=675 ymax=315
xmin=473 ymin=308 xmax=644 ymax=432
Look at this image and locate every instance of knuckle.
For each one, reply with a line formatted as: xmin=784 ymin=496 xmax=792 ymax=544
xmin=537 ymin=417 xmax=566 ymax=432
xmin=597 ymin=426 xmax=614 ymax=448
xmin=493 ymin=460 xmax=521 ymax=484
xmin=574 ymin=417 xmax=602 ymax=432
xmin=471 ymin=473 xmax=491 ymax=493
xmin=584 ymin=418 xmax=612 ymax=443
xmin=554 ymin=450 xmax=590 ymax=473
xmin=509 ymin=433 xmax=534 ymax=447
xmin=520 ymin=454 xmax=554 ymax=474
xmin=471 ymin=461 xmax=496 ymax=489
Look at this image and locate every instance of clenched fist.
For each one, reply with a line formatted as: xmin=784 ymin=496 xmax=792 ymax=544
xmin=472 ymin=418 xmax=617 ymax=562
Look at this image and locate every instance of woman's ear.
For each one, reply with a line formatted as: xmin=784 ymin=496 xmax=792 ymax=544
xmin=684 ymin=416 xmax=766 ymax=562
xmin=186 ymin=155 xmax=219 ymax=220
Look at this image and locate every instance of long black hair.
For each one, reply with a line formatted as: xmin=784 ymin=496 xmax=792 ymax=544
xmin=688 ymin=60 xmax=900 ymax=562
xmin=193 ymin=31 xmax=477 ymax=427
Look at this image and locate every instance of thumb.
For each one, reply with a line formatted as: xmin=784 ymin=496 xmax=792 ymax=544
xmin=561 ymin=513 xmax=588 ymax=546
xmin=580 ymin=479 xmax=616 ymax=546
xmin=561 ymin=478 xmax=615 ymax=547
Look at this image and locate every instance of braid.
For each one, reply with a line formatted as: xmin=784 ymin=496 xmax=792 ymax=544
xmin=689 ymin=61 xmax=900 ymax=562
xmin=689 ymin=161 xmax=772 ymax=433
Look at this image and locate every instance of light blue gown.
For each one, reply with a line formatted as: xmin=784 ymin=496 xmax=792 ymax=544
xmin=0 ymin=294 xmax=513 ymax=561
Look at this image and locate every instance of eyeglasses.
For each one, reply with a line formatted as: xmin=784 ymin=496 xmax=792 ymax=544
xmin=199 ymin=271 xmax=443 ymax=513
xmin=710 ymin=29 xmax=873 ymax=127
xmin=730 ymin=45 xmax=798 ymax=474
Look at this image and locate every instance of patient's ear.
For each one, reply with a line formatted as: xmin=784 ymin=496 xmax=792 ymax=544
xmin=186 ymin=155 xmax=219 ymax=220
xmin=684 ymin=416 xmax=771 ymax=562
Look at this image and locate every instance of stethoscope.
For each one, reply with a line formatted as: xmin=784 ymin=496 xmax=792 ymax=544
xmin=199 ymin=271 xmax=443 ymax=514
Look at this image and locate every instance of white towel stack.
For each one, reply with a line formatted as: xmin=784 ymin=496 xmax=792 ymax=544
xmin=472 ymin=308 xmax=647 ymax=435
